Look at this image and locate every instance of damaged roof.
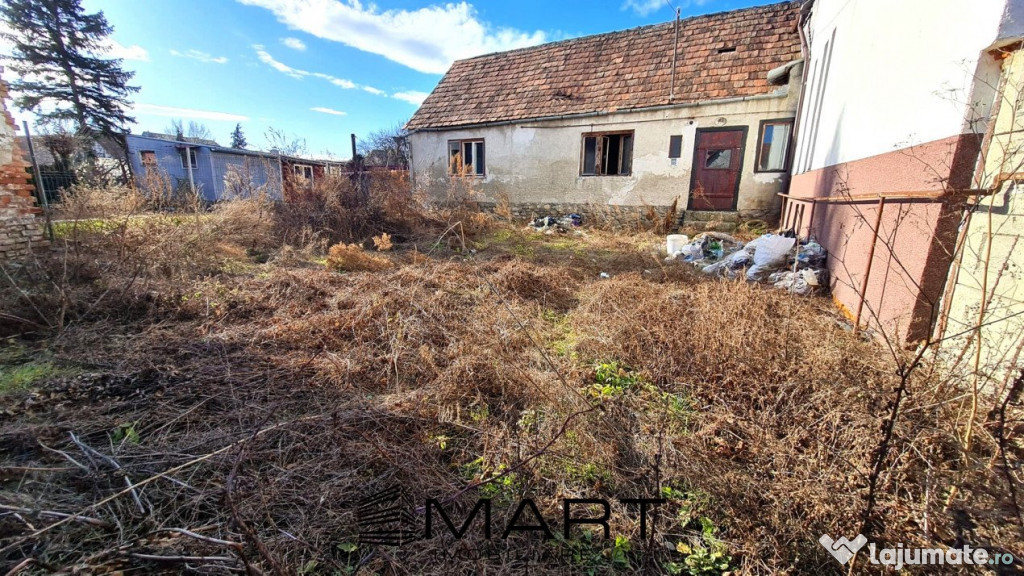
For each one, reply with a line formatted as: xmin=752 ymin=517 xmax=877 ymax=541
xmin=406 ymin=1 xmax=802 ymax=131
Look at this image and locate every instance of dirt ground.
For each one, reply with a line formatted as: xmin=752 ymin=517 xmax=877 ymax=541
xmin=1 ymin=212 xmax=1021 ymax=575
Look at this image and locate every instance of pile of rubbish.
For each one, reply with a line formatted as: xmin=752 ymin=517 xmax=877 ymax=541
xmin=529 ymin=213 xmax=583 ymax=234
xmin=666 ymin=231 xmax=828 ymax=295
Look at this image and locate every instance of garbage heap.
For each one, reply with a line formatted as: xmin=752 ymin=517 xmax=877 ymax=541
xmin=666 ymin=232 xmax=828 ymax=295
xmin=528 ymin=214 xmax=583 ymax=234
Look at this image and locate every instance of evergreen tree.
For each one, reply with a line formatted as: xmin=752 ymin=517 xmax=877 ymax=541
xmin=0 ymin=0 xmax=139 ymax=137
xmin=230 ymin=123 xmax=247 ymax=149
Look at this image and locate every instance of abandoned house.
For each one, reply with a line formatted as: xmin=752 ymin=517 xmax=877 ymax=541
xmin=783 ymin=0 xmax=1023 ymax=356
xmin=123 ymin=132 xmax=349 ymax=202
xmin=405 ymin=1 xmax=803 ymax=228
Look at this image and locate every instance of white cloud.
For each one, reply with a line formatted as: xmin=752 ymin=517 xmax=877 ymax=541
xmin=103 ymin=39 xmax=149 ymax=61
xmin=133 ymin=103 xmax=249 ymax=122
xmin=236 ymin=0 xmax=547 ymax=74
xmin=311 ymin=106 xmax=347 ymax=116
xmin=253 ymin=44 xmax=304 ymax=78
xmin=253 ymin=44 xmax=382 ymax=93
xmin=170 ymin=49 xmax=229 ymax=64
xmin=622 ymin=0 xmax=711 ymax=16
xmin=392 ymin=91 xmax=428 ymax=106
xmin=282 ymin=37 xmax=307 ymax=51
xmin=363 ymin=86 xmax=386 ymax=96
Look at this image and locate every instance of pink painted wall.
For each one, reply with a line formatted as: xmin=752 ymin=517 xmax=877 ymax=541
xmin=786 ymin=135 xmax=978 ymax=342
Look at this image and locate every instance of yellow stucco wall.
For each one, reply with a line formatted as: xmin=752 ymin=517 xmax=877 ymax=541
xmin=941 ymin=48 xmax=1024 ymax=387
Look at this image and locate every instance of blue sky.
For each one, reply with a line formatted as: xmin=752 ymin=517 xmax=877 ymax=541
xmin=10 ymin=0 xmax=776 ymax=159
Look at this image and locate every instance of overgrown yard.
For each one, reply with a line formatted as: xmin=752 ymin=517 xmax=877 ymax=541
xmin=0 ymin=181 xmax=1021 ymax=575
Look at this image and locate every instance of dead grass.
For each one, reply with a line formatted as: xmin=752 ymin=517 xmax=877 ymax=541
xmin=326 ymin=243 xmax=394 ymax=272
xmin=0 ymin=187 xmax=1020 ymax=575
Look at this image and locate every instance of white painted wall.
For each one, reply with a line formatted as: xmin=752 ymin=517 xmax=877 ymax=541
xmin=410 ymin=79 xmax=800 ymax=215
xmin=793 ymin=0 xmax=1008 ymax=173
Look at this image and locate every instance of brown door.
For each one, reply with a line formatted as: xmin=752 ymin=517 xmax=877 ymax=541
xmin=689 ymin=128 xmax=746 ymax=211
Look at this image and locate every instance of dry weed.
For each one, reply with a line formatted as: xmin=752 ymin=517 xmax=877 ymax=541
xmin=373 ymin=232 xmax=393 ymax=251
xmin=0 ymin=190 xmax=1020 ymax=575
xmin=325 ymin=242 xmax=394 ymax=272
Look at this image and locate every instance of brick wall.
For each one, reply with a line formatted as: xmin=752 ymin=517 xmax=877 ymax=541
xmin=0 ymin=68 xmax=45 ymax=260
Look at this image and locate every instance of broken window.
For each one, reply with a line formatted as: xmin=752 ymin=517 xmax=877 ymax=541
xmin=581 ymin=131 xmax=633 ymax=176
xmin=704 ymin=149 xmax=732 ymax=169
xmin=448 ymin=139 xmax=485 ymax=176
xmin=140 ymin=150 xmax=157 ymax=166
xmin=180 ymin=148 xmax=198 ymax=170
xmin=756 ymin=119 xmax=793 ymax=172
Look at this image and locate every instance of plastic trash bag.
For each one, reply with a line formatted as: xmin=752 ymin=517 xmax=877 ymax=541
xmin=681 ymin=241 xmax=704 ymax=262
xmin=746 ymin=234 xmax=796 ymax=281
xmin=796 ymin=239 xmax=827 ymax=268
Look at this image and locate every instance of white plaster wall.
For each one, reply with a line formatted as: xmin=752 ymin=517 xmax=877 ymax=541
xmin=793 ymin=0 xmax=1008 ymax=173
xmin=410 ymin=86 xmax=799 ymax=214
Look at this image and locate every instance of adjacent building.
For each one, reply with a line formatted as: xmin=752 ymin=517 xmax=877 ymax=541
xmin=783 ymin=0 xmax=1021 ymax=352
xmin=124 ymin=132 xmax=348 ymax=202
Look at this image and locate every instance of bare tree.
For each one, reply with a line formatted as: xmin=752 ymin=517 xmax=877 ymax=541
xmin=187 ymin=121 xmax=213 ymax=142
xmin=357 ymin=122 xmax=409 ymax=168
xmin=166 ymin=119 xmax=185 ymax=141
xmin=264 ymin=126 xmax=307 ymax=156
xmin=164 ymin=119 xmax=214 ymax=143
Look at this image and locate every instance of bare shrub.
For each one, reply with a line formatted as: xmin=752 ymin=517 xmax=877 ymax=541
xmin=372 ymin=232 xmax=393 ymax=251
xmin=325 ymin=242 xmax=393 ymax=272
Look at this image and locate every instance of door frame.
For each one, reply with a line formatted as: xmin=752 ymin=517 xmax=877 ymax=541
xmin=687 ymin=125 xmax=748 ymax=212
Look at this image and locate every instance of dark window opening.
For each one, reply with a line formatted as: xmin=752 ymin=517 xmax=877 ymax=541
xmin=581 ymin=131 xmax=633 ymax=176
xmin=292 ymin=164 xmax=314 ymax=186
xmin=180 ymin=148 xmax=198 ymax=170
xmin=717 ymin=46 xmax=736 ymax=54
xmin=448 ymin=139 xmax=485 ymax=176
xmin=668 ymin=135 xmax=683 ymax=159
xmin=140 ymin=150 xmax=157 ymax=166
xmin=756 ymin=119 xmax=794 ymax=172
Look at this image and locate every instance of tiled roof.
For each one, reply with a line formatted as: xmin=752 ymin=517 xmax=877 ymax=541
xmin=406 ymin=1 xmax=801 ymax=130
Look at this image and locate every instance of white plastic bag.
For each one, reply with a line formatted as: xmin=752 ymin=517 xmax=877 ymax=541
xmin=746 ymin=235 xmax=795 ymax=281
xmin=752 ymin=235 xmax=796 ymax=267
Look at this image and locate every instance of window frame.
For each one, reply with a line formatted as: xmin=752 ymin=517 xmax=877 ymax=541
xmin=579 ymin=130 xmax=634 ymax=177
xmin=292 ymin=163 xmax=315 ymax=185
xmin=754 ymin=118 xmax=795 ymax=173
xmin=140 ymin=150 xmax=157 ymax=166
xmin=179 ymin=147 xmax=198 ymax=170
xmin=447 ymin=138 xmax=486 ymax=177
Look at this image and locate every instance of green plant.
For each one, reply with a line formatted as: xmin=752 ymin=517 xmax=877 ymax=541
xmin=674 ymin=542 xmax=731 ymax=575
xmin=460 ymin=457 xmax=518 ymax=500
xmin=661 ymin=486 xmax=714 ymax=527
xmin=587 ymin=361 xmax=641 ymax=398
xmin=565 ymin=461 xmax=611 ymax=486
xmin=609 ymin=535 xmax=631 ymax=569
xmin=0 ymin=360 xmax=69 ymax=396
xmin=669 ymin=513 xmax=732 ymax=575
xmin=112 ymin=422 xmax=140 ymax=445
xmin=517 ymin=409 xmax=538 ymax=432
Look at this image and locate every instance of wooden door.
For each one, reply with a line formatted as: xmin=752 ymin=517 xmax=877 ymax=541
xmin=689 ymin=128 xmax=746 ymax=211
